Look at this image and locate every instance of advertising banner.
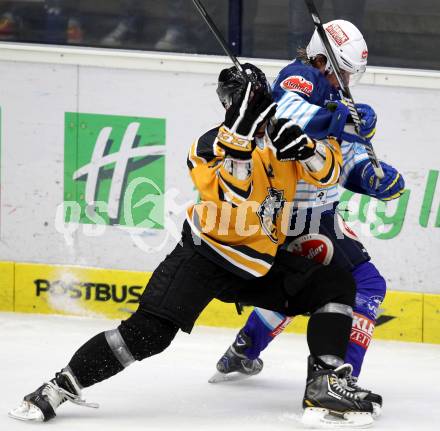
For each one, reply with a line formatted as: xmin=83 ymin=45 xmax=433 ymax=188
xmin=64 ymin=112 xmax=166 ymax=229
xmin=15 ymin=262 xmax=150 ymax=319
xmin=0 ymin=56 xmax=438 ymax=298
xmin=10 ymin=260 xmax=439 ymax=344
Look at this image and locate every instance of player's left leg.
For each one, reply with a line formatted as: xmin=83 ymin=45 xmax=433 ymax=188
xmin=8 ymin=238 xmax=229 ymax=422
xmin=211 ymin=211 xmax=385 ymax=394
xmin=344 ymin=260 xmax=386 ymax=414
xmin=242 ymin=308 xmax=293 ymax=359
xmin=346 ymin=261 xmax=386 ymax=377
xmin=211 ymin=308 xmax=292 ymax=382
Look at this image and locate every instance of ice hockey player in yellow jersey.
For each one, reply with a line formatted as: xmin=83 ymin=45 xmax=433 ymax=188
xmin=9 ymin=63 xmax=374 ymax=427
xmin=187 ymin=63 xmax=341 ymax=278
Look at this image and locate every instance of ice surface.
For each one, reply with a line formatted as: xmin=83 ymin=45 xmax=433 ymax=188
xmin=1 ymin=312 xmax=439 ymax=430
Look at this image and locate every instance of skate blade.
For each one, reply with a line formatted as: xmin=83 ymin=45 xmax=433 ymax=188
xmin=302 ymin=407 xmax=374 ymax=429
xmin=8 ymin=401 xmax=44 ymax=422
xmin=208 ymin=371 xmax=254 ymax=384
xmin=372 ymin=402 xmax=382 ymax=418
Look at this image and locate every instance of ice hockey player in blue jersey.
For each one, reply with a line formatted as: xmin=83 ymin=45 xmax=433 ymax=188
xmin=211 ymin=20 xmax=405 ymax=419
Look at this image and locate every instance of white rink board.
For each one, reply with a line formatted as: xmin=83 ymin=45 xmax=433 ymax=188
xmin=1 ymin=312 xmax=440 ymax=431
xmin=0 ymin=48 xmax=439 ymax=293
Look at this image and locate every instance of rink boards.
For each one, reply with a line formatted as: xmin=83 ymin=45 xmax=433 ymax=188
xmin=0 ymin=260 xmax=439 ymax=345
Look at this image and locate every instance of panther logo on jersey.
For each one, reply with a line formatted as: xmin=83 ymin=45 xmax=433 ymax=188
xmin=257 ymin=188 xmax=285 ymax=243
xmin=281 ymin=76 xmax=314 ymax=97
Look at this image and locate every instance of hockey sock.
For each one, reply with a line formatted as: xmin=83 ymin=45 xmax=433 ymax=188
xmin=68 ymin=332 xmax=125 ymax=388
xmin=345 ymin=261 xmax=386 ymax=377
xmin=68 ymin=312 xmax=179 ymax=388
xmin=118 ymin=311 xmax=179 ymax=361
xmin=242 ymin=308 xmax=292 ymax=359
xmin=298 ymin=265 xmax=355 ymax=361
xmin=307 ymin=308 xmax=353 ymax=360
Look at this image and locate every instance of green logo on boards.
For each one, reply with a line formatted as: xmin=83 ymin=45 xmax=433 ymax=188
xmin=64 ymin=113 xmax=166 ymax=228
xmin=339 ymin=170 xmax=440 ymax=240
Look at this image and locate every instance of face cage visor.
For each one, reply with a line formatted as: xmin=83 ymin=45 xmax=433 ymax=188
xmin=344 ymin=68 xmax=366 ymax=87
xmin=327 ymin=63 xmax=366 ymax=88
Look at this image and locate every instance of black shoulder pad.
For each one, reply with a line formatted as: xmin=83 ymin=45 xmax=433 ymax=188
xmin=196 ymin=126 xmax=221 ymax=163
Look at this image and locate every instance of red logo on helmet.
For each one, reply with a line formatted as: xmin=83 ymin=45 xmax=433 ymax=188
xmin=286 ymin=234 xmax=334 ymax=265
xmin=362 ymin=49 xmax=368 ymax=59
xmin=281 ymin=76 xmax=314 ymax=96
xmin=326 ymin=23 xmax=349 ymax=46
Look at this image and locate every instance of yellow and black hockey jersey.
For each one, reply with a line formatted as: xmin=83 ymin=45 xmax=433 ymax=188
xmin=186 ymin=126 xmax=342 ymax=279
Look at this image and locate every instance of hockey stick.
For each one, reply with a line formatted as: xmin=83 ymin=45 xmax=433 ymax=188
xmin=191 ymin=0 xmax=248 ymax=81
xmin=303 ymin=0 xmax=384 ymax=181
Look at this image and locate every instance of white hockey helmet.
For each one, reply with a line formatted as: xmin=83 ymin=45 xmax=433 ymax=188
xmin=306 ymin=20 xmax=368 ymax=86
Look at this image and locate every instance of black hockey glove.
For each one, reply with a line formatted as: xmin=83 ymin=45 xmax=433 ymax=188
xmin=269 ymin=119 xmax=316 ymax=161
xmin=217 ymin=82 xmax=277 ymax=160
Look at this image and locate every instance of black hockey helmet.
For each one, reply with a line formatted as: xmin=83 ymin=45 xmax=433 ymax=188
xmin=216 ymin=63 xmax=272 ymax=109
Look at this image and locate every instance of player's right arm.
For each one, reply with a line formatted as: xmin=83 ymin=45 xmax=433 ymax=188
xmin=188 ymin=82 xmax=276 ymax=206
xmin=270 ymin=119 xmax=342 ymax=188
xmin=272 ymin=64 xmax=336 ymax=140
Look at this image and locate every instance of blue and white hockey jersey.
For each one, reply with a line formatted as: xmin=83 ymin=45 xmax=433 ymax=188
xmin=272 ymin=59 xmax=369 ymax=211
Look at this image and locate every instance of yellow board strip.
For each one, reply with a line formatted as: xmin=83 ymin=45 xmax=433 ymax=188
xmin=0 ymin=261 xmax=438 ymax=345
xmin=196 ymin=299 xmax=253 ymax=328
xmin=374 ymin=291 xmax=423 ymax=342
xmin=199 ymin=292 xmax=425 ymax=343
xmin=0 ymin=261 xmax=14 ymax=312
xmin=14 ymin=262 xmax=150 ymax=319
xmin=423 ymin=294 xmax=440 ymax=344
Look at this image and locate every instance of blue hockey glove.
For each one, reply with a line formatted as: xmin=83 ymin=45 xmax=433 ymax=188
xmin=360 ymin=161 xmax=405 ymax=201
xmin=355 ymin=103 xmax=377 ymax=140
xmin=326 ymin=100 xmax=350 ymax=139
xmin=340 ymin=130 xmax=369 ymax=145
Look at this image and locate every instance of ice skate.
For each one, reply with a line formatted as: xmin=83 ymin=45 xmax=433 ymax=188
xmin=345 ymin=374 xmax=382 ymax=418
xmin=209 ymin=329 xmax=263 ymax=383
xmin=8 ymin=368 xmax=98 ymax=422
xmin=301 ymin=356 xmax=374 ymax=429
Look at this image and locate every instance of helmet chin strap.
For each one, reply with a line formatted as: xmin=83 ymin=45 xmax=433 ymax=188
xmin=321 ymin=55 xmax=334 ymax=75
xmin=325 ymin=63 xmax=334 ymax=75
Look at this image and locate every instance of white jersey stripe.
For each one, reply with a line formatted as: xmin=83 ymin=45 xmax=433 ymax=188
xmin=254 ymin=308 xmax=285 ymax=331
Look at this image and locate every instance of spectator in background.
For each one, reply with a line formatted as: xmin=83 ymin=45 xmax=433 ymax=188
xmin=153 ymin=0 xmax=258 ymax=56
xmin=153 ymin=0 xmax=188 ymax=52
xmin=0 ymin=0 xmax=271 ymax=56
xmin=100 ymin=0 xmax=144 ymax=47
xmin=44 ymin=0 xmax=82 ymax=44
xmin=0 ymin=1 xmax=18 ymax=40
xmin=0 ymin=0 xmax=82 ymax=44
xmin=154 ymin=0 xmax=227 ymax=54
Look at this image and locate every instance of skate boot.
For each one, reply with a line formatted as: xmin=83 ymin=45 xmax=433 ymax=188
xmin=9 ymin=368 xmax=98 ymax=422
xmin=209 ymin=329 xmax=263 ymax=383
xmin=345 ymin=374 xmax=383 ymax=418
xmin=302 ymin=356 xmax=374 ymax=428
